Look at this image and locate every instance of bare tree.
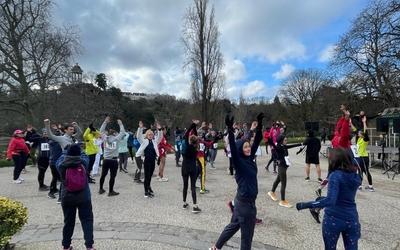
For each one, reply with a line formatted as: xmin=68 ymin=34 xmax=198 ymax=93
xmin=181 ymin=0 xmax=225 ymax=123
xmin=0 ymin=0 xmax=83 ymax=126
xmin=329 ymin=0 xmax=400 ymax=107
xmin=279 ymin=68 xmax=331 ymax=125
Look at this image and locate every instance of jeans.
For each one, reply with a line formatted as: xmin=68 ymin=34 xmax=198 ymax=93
xmin=119 ymin=152 xmax=128 ymax=170
xmin=215 ymin=198 xmax=256 ymax=250
xmin=61 ymin=199 xmax=94 ymax=249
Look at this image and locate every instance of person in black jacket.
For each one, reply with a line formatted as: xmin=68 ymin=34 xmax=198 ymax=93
xmin=299 ymin=130 xmax=322 ymax=182
xmin=36 ymin=128 xmax=51 ymax=191
xmin=209 ymin=112 xmax=264 ymax=250
xmin=267 ymin=134 xmax=302 ymax=208
xmin=56 ymin=144 xmax=94 ymax=250
xmin=25 ymin=125 xmax=40 ymax=167
xmin=181 ymin=119 xmax=202 ymax=213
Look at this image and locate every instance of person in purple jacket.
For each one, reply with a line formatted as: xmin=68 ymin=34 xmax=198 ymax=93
xmin=296 ymin=147 xmax=361 ymax=250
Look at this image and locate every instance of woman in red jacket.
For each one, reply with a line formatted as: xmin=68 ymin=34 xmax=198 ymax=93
xmin=7 ymin=129 xmax=30 ymax=184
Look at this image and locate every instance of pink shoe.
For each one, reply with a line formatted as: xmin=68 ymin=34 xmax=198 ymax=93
xmin=273 ymin=171 xmax=277 ymax=175
xmin=265 ymin=166 xmax=269 ymax=172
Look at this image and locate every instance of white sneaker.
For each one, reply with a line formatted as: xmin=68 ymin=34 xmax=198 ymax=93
xmin=18 ymin=178 xmax=24 ymax=181
xmin=12 ymin=179 xmax=22 ymax=184
xmin=156 ymin=175 xmax=160 ymax=179
xmin=159 ymin=177 xmax=169 ymax=182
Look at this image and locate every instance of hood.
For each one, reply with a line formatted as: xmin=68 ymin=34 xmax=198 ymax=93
xmin=340 ymin=171 xmax=361 ymax=189
xmin=276 ymin=134 xmax=286 ymax=144
xmin=62 ymin=155 xmax=82 ymax=168
xmin=235 ymin=139 xmax=247 ymax=155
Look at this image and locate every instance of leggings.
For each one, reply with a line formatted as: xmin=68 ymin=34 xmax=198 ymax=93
xmin=197 ymin=157 xmax=206 ymax=190
xmin=266 ymin=150 xmax=277 ymax=171
xmin=134 ymin=156 xmax=143 ymax=180
xmin=12 ymin=152 xmax=27 ymax=181
xmin=356 ymin=156 xmax=372 ymax=185
xmin=143 ymin=159 xmax=155 ymax=193
xmin=128 ymin=146 xmax=134 ymax=161
xmin=322 ymin=214 xmax=361 ymax=250
xmin=271 ymin=165 xmax=288 ymax=201
xmin=182 ymin=168 xmax=198 ymax=204
xmin=37 ymin=157 xmax=49 ymax=187
xmin=99 ymin=159 xmax=118 ymax=192
xmin=49 ymin=164 xmax=60 ymax=193
xmin=88 ymin=154 xmax=96 ymax=176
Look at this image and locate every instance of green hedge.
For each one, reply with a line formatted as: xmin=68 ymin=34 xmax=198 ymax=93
xmin=0 ymin=159 xmax=32 ymax=168
xmin=0 ymin=196 xmax=28 ymax=249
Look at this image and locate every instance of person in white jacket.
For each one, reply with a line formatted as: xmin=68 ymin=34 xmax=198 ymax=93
xmin=135 ymin=121 xmax=163 ymax=198
xmin=92 ymin=135 xmax=103 ymax=176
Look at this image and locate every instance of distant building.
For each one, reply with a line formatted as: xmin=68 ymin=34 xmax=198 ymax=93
xmin=70 ymin=63 xmax=83 ymax=84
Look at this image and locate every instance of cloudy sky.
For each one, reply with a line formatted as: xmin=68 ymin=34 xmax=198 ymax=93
xmin=52 ymin=0 xmax=365 ymax=100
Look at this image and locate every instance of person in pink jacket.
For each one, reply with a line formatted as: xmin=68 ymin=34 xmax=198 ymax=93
xmin=7 ymin=129 xmax=30 ymax=184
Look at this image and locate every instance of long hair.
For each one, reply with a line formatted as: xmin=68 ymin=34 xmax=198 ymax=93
xmin=328 ymin=147 xmax=356 ymax=173
xmin=189 ymin=134 xmax=199 ymax=151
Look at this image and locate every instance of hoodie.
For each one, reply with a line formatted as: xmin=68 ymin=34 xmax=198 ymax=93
xmin=229 ymin=128 xmax=262 ymax=199
xmin=309 ymin=170 xmax=361 ymax=221
xmin=56 ymin=149 xmax=90 ymax=204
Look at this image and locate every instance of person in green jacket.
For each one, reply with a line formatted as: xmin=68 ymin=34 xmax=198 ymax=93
xmin=83 ymin=124 xmax=100 ymax=184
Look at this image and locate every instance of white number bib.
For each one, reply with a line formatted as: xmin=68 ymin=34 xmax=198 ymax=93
xmin=105 ymin=142 xmax=117 ymax=150
xmin=41 ymin=143 xmax=49 ymax=151
xmin=213 ymin=143 xmax=218 ymax=149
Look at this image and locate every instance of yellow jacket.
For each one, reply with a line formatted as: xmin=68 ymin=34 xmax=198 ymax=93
xmin=84 ymin=127 xmax=100 ymax=155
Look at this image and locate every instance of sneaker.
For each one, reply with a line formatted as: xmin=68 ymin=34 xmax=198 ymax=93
xmin=18 ymin=178 xmax=24 ymax=181
xmin=21 ymin=169 xmax=27 ymax=174
xmin=176 ymin=164 xmax=182 ymax=167
xmin=47 ymin=192 xmax=55 ymax=199
xmin=183 ymin=203 xmax=189 ymax=210
xmin=200 ymin=189 xmax=210 ymax=194
xmin=108 ymin=191 xmax=119 ymax=196
xmin=309 ymin=208 xmax=321 ymax=223
xmin=305 ymin=177 xmax=310 ymax=182
xmin=279 ymin=200 xmax=292 ymax=208
xmin=12 ymin=179 xmax=22 ymax=184
xmin=156 ymin=175 xmax=161 ymax=179
xmin=144 ymin=192 xmax=154 ymax=198
xmin=159 ymin=177 xmax=169 ymax=182
xmin=255 ymin=218 xmax=263 ymax=225
xmin=98 ymin=189 xmax=106 ymax=194
xmin=88 ymin=178 xmax=96 ymax=184
xmin=62 ymin=246 xmax=73 ymax=250
xmin=134 ymin=179 xmax=144 ymax=184
xmin=226 ymin=201 xmax=234 ymax=213
xmin=57 ymin=198 xmax=62 ymax=204
xmin=267 ymin=191 xmax=278 ymax=201
xmin=39 ymin=185 xmax=49 ymax=191
xmin=273 ymin=171 xmax=277 ymax=175
xmin=265 ymin=166 xmax=269 ymax=172
xmin=192 ymin=206 xmax=201 ymax=213
xmin=315 ymin=189 xmax=322 ymax=197
xmin=209 ymin=247 xmax=217 ymax=250
xmin=365 ymin=186 xmax=375 ymax=192
xmin=149 ymin=188 xmax=154 ymax=194
xmin=318 ymin=178 xmax=323 ymax=183
xmin=357 ymin=186 xmax=362 ymax=191
xmin=86 ymin=248 xmax=95 ymax=250
xmin=122 ymin=168 xmax=128 ymax=173
xmin=210 ymin=166 xmax=216 ymax=170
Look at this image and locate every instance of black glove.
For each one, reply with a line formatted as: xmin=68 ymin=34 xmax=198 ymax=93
xmin=296 ymin=202 xmax=311 ymax=211
xmin=225 ymin=114 xmax=234 ymax=132
xmin=256 ymin=112 xmax=265 ymax=130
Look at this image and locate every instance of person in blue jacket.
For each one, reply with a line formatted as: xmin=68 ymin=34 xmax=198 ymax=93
xmin=209 ymin=112 xmax=264 ymax=250
xmin=56 ymin=144 xmax=94 ymax=250
xmin=296 ymin=147 xmax=361 ymax=250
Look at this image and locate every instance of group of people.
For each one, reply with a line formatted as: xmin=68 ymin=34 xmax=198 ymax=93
xmin=7 ymin=106 xmax=383 ymax=250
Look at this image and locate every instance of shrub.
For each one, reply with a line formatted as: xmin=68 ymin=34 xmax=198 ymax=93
xmin=0 ymin=197 xmax=28 ymax=249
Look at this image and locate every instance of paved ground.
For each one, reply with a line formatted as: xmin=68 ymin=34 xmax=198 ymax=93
xmin=1 ymin=143 xmax=400 ymax=250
